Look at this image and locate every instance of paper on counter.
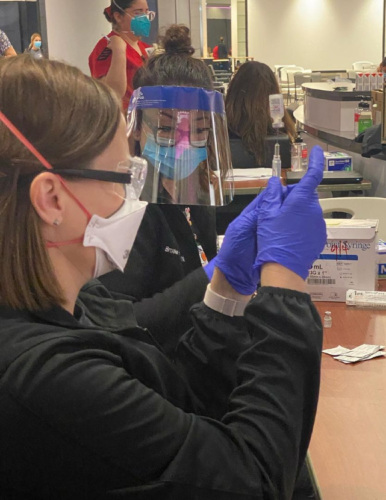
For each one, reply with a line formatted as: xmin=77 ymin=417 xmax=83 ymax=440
xmin=232 ymin=168 xmax=272 ymax=180
xmin=334 ymin=352 xmax=385 ymax=364
xmin=323 ymin=344 xmax=385 ymax=364
xmin=322 ymin=345 xmax=350 ymax=356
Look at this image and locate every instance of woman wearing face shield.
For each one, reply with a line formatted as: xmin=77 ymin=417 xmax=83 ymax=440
xmin=0 ymin=54 xmax=327 ymax=499
xmin=89 ymin=0 xmax=155 ymax=111
xmin=101 ymin=27 xmax=322 ymax=497
xmin=99 ymin=26 xmax=221 ymax=340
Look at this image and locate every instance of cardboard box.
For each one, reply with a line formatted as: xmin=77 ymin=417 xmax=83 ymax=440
xmin=323 ymin=151 xmax=352 ymax=171
xmin=377 ymin=240 xmax=386 ymax=279
xmin=371 ymin=89 xmax=383 ymax=125
xmin=307 ymin=219 xmax=378 ymax=301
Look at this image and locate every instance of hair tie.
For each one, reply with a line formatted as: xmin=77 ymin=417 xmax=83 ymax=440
xmin=104 ymin=6 xmax=112 ymax=17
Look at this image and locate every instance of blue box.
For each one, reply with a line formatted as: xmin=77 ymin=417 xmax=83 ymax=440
xmin=377 ymin=240 xmax=386 ymax=279
xmin=324 ymin=151 xmax=352 ymax=171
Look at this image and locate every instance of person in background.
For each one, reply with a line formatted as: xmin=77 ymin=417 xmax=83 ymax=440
xmin=226 ymin=60 xmax=296 ymax=167
xmin=99 ymin=25 xmax=219 ymax=328
xmin=217 ymin=36 xmax=230 ymax=70
xmin=0 ymin=29 xmax=17 ymax=57
xmin=0 ymin=53 xmax=327 ymax=499
xmin=26 ymin=32 xmax=43 ymax=59
xmin=212 ymin=44 xmax=219 ymax=60
xmin=89 ymin=0 xmax=156 ymax=111
xmin=217 ymin=36 xmax=228 ymax=59
xmin=216 ymin=61 xmax=297 ymax=234
xmin=377 ymin=57 xmax=386 ymax=73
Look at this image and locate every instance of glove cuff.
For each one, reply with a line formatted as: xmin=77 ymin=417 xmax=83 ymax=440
xmin=204 ymin=284 xmax=248 ymax=317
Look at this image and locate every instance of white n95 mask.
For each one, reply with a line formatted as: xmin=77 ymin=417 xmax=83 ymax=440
xmin=83 ymin=198 xmax=147 ymax=278
xmin=42 ymin=157 xmax=148 ymax=279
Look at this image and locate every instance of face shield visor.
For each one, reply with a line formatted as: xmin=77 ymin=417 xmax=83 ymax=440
xmin=127 ymin=86 xmax=234 ymax=206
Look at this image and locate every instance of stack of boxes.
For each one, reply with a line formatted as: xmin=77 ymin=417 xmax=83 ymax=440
xmin=307 ymin=219 xmax=378 ymax=302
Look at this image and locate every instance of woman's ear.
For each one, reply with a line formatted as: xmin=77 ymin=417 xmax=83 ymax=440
xmin=29 ymin=172 xmax=65 ymax=226
xmin=112 ymin=11 xmax=124 ymax=26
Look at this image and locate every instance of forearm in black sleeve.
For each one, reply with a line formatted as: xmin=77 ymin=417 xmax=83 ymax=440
xmin=132 ymin=267 xmax=209 ymax=357
xmin=176 ymin=286 xmax=323 ymax=498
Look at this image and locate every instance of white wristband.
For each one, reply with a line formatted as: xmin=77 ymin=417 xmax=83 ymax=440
xmin=204 ymin=284 xmax=248 ymax=317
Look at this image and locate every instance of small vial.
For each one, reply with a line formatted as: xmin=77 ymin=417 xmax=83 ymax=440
xmin=269 ymin=94 xmax=284 ymax=129
xmin=323 ymin=311 xmax=332 ymax=328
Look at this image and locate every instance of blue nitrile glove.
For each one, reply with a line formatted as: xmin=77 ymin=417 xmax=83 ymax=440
xmin=205 ymin=193 xmax=264 ymax=294
xmin=255 ymin=145 xmax=327 ymax=279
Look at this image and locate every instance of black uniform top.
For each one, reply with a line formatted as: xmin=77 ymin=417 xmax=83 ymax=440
xmin=0 ymin=280 xmax=322 ymax=499
xmin=99 ymin=203 xmax=217 ymax=299
xmin=217 ymin=42 xmax=229 ymax=59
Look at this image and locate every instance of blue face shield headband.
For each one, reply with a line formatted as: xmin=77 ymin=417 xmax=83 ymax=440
xmin=126 ymin=85 xmax=234 ymax=207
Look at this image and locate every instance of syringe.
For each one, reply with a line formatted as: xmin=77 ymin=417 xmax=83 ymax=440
xmin=268 ymin=94 xmax=285 ymax=177
xmin=272 ymin=142 xmax=281 ymax=178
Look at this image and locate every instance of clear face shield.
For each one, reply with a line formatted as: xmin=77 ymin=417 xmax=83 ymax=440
xmin=127 ymin=86 xmax=234 ymax=206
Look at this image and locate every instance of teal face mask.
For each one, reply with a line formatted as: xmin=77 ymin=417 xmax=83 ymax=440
xmin=130 ymin=15 xmax=151 ymax=37
xmin=142 ymin=135 xmax=208 ymax=180
xmin=34 ymin=41 xmax=42 ymax=48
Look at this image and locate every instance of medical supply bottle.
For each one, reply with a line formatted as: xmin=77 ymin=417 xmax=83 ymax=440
xmin=354 ymin=100 xmax=372 ymax=136
xmin=323 ymin=311 xmax=332 ymax=328
xmin=269 ymin=94 xmax=284 ymax=130
xmin=291 ymin=133 xmax=308 ymax=171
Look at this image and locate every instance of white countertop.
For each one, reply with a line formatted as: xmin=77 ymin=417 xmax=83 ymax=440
xmin=294 ymin=105 xmax=357 ymax=142
xmin=302 ymin=82 xmax=356 ymax=92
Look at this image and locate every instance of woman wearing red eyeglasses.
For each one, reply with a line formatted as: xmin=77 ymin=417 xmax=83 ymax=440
xmin=89 ymin=0 xmax=156 ymax=111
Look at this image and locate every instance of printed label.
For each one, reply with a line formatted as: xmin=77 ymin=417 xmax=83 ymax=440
xmin=307 ymin=254 xmax=358 ymax=288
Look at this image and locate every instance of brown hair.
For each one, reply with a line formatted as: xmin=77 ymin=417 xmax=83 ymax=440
xmin=0 ymin=55 xmax=121 ymax=311
xmin=28 ymin=32 xmax=41 ymax=50
xmin=377 ymin=57 xmax=386 ymax=72
xmin=104 ymin=0 xmax=137 ymax=24
xmin=225 ymin=61 xmax=296 ymax=165
xmin=133 ymin=24 xmax=213 ymax=89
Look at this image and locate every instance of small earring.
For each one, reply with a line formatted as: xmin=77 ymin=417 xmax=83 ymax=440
xmin=53 ymin=219 xmax=60 ymax=226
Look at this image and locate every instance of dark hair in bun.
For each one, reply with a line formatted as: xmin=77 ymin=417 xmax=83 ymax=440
xmin=161 ymin=25 xmax=195 ymax=56
xmin=133 ymin=24 xmax=212 ymax=90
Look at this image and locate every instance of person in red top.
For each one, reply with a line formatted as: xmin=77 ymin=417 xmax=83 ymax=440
xmin=212 ymin=45 xmax=219 ymax=60
xmin=89 ymin=0 xmax=156 ymax=112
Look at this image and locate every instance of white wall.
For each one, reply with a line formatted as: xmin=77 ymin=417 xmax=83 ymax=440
xmin=45 ymin=0 xmax=109 ymax=74
xmin=247 ymin=0 xmax=383 ymax=71
xmin=42 ymin=0 xmax=385 ymax=72
xmin=207 ymin=7 xmax=231 ymax=20
xmin=44 ymin=0 xmax=204 ymax=70
xmin=157 ymin=0 xmax=202 ymax=55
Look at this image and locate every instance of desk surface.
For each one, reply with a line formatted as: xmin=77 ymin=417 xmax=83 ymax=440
xmin=233 ymin=175 xmax=372 ymax=195
xmin=310 ymin=293 xmax=386 ymax=499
